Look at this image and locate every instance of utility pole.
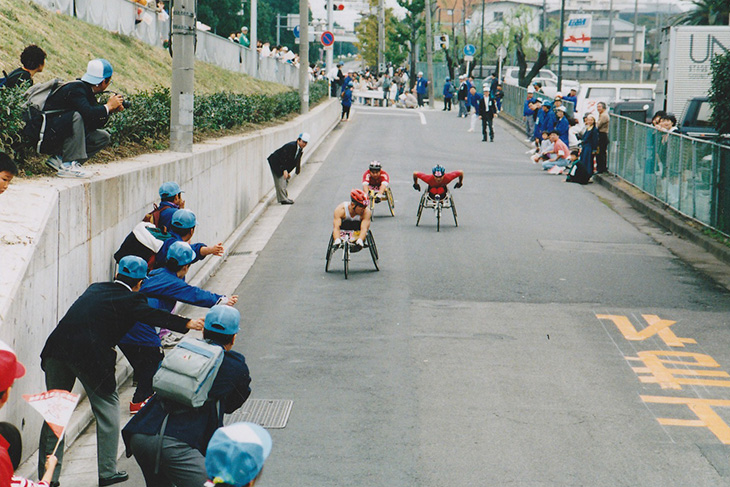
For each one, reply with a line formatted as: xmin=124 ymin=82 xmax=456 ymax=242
xmin=250 ymin=0 xmax=257 ymax=77
xmin=605 ymin=0 xmax=614 ymax=80
xmin=631 ymin=0 xmax=639 ymax=80
xmin=557 ymin=0 xmax=565 ymax=91
xmin=326 ymin=0 xmax=333 ymax=72
xmin=479 ymin=0 xmax=485 ymax=75
xmin=425 ymin=0 xmax=434 ymax=106
xmin=378 ymin=0 xmax=385 ymax=72
xmin=299 ymin=0 xmax=309 ymax=114
xmin=170 ymin=0 xmax=195 ymax=152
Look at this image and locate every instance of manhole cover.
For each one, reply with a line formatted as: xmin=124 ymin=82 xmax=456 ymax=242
xmin=224 ymin=399 xmax=293 ymax=428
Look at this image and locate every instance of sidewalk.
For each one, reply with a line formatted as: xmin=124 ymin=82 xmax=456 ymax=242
xmin=14 ymin=122 xmax=345 ymax=486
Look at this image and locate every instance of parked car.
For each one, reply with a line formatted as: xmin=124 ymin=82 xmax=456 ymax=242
xmin=503 ymin=67 xmax=580 ymax=95
xmin=679 ymin=97 xmax=722 ymax=141
xmin=576 ymin=83 xmax=655 ymax=122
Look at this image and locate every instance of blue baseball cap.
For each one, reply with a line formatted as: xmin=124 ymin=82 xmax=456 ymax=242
xmin=166 ymin=241 xmax=195 ymax=266
xmin=204 ymin=305 xmax=240 ymax=335
xmin=159 ymin=181 xmax=183 ymax=199
xmin=171 ymin=209 xmax=196 ymax=229
xmin=117 ymin=255 xmax=148 ymax=279
xmin=206 ymin=422 xmax=272 ymax=486
xmin=81 ymin=59 xmax=113 ymax=85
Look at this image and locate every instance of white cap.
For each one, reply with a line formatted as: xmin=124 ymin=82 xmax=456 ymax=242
xmin=298 ymin=132 xmax=311 ymax=143
xmin=527 ymin=88 xmax=534 ymax=93
xmin=555 ymin=91 xmax=563 ymax=98
xmin=418 ymin=71 xmax=423 ymax=76
xmin=556 ymin=106 xmax=566 ymax=112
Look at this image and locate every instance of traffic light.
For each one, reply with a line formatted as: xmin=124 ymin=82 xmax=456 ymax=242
xmin=331 ymin=3 xmax=344 ymax=10
xmin=438 ymin=34 xmax=449 ymax=50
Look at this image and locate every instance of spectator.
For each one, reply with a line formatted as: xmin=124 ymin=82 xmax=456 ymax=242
xmin=37 ymin=256 xmax=204 ymax=486
xmin=156 ymin=2 xmax=169 ymax=22
xmin=563 ymin=88 xmax=578 ymax=105
xmin=457 ymin=75 xmax=468 ymax=118
xmin=595 ymin=101 xmax=610 ymax=174
xmin=146 ymin=181 xmax=185 ymax=233
xmin=0 ymin=421 xmax=58 ymax=487
xmin=123 ymin=306 xmax=251 ymax=487
xmin=0 ymin=153 xmax=18 ymax=195
xmin=465 ymin=76 xmax=474 ymax=114
xmin=239 ymin=26 xmax=250 ymax=47
xmin=542 ymin=131 xmax=570 ymax=171
xmin=531 ymin=99 xmax=544 ymax=150
xmin=415 ymin=71 xmax=428 ymax=107
xmin=554 ymin=106 xmax=570 ymax=147
xmin=523 ymin=88 xmax=537 ymax=141
xmin=467 ymin=86 xmax=481 ymax=133
xmin=155 ymin=209 xmax=225 ymax=269
xmin=3 ymin=45 xmax=46 ymax=89
xmin=119 ymin=242 xmax=237 ymax=414
xmin=41 ymin=59 xmax=125 ymax=178
xmin=494 ymin=83 xmax=504 ymax=111
xmin=204 ymin=422 xmax=272 ymax=487
xmin=571 ymin=114 xmax=598 ymax=183
xmin=267 ymin=133 xmax=309 ymax=205
xmin=483 ymin=72 xmax=498 ymax=99
xmin=442 ymin=77 xmax=454 ymax=111
xmin=531 ymin=131 xmax=553 ymax=164
xmin=1 ymin=339 xmax=26 ymax=486
xmin=378 ymin=73 xmax=392 ymax=107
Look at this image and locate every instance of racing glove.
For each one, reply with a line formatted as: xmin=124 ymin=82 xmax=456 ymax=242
xmin=334 ymin=238 xmax=342 ymax=247
xmin=413 ymin=183 xmax=421 ymax=191
xmin=454 ymin=182 xmax=463 ymax=189
xmin=356 ymin=238 xmax=364 ymax=247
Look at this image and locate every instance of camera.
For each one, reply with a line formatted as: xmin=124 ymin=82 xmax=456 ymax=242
xmin=122 ymin=99 xmax=132 ymax=109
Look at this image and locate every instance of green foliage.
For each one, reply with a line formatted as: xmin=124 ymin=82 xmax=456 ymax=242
xmin=0 ymin=81 xmax=328 ymax=160
xmin=355 ymin=3 xmax=405 ymax=69
xmin=675 ymin=0 xmax=730 ymax=26
xmin=709 ymin=51 xmax=730 ymax=135
xmin=198 ymin=0 xmax=245 ymax=36
xmin=0 ymin=84 xmax=30 ymax=155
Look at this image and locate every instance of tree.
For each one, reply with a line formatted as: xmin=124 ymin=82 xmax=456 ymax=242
xmin=497 ymin=6 xmax=560 ymax=87
xmin=355 ymin=2 xmax=405 ymax=69
xmin=395 ymin=0 xmax=425 ymax=87
xmin=709 ymin=51 xmax=730 ymax=135
xmin=197 ymin=0 xmax=244 ymax=36
xmin=675 ymin=0 xmax=730 ymax=26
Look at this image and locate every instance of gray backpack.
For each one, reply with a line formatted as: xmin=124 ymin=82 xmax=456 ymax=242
xmin=21 ymin=78 xmax=68 ymax=152
xmin=152 ymin=336 xmax=225 ymax=408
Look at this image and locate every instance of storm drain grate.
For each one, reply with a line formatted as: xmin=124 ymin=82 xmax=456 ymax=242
xmin=229 ymin=250 xmax=253 ymax=256
xmin=224 ymin=399 xmax=293 ymax=428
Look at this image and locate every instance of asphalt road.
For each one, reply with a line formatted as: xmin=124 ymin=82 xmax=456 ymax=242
xmin=130 ymin=105 xmax=730 ymax=487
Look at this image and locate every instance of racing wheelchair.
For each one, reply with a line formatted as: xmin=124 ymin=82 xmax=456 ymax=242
xmin=325 ymin=230 xmax=379 ymax=279
xmin=416 ymin=189 xmax=458 ymax=232
xmin=368 ymin=186 xmax=395 ymax=217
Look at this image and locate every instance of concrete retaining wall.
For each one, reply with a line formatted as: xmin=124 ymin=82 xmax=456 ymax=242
xmin=0 ymin=99 xmax=340 ymax=451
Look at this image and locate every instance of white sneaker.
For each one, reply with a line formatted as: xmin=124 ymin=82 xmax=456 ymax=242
xmin=467 ymin=128 xmax=474 ymax=133
xmin=57 ymin=162 xmax=89 ymax=178
xmin=45 ymin=155 xmax=63 ymax=172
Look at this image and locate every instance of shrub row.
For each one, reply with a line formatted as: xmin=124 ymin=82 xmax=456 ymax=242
xmin=0 ymin=80 xmax=329 ymax=159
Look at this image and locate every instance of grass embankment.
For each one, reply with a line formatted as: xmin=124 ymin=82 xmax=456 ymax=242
xmin=0 ymin=0 xmax=309 ymax=176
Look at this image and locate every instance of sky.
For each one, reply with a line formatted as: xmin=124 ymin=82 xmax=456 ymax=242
xmin=308 ymin=0 xmax=697 ymax=31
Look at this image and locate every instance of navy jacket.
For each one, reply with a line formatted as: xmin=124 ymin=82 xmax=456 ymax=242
xmin=416 ymin=77 xmax=428 ymax=94
xmin=155 ymin=232 xmax=206 ymax=269
xmin=41 ymin=282 xmax=190 ymax=394
xmin=122 ymin=349 xmax=251 ymax=454
xmin=44 ymin=80 xmax=109 ymax=132
xmin=523 ymin=97 xmax=537 ymax=117
xmin=120 ymin=268 xmax=222 ymax=347
xmin=156 ymin=201 xmax=181 ymax=234
xmin=267 ymin=140 xmax=303 ymax=177
xmin=555 ymin=116 xmax=570 ymax=146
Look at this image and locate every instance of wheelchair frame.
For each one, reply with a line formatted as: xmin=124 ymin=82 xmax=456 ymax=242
xmin=325 ymin=229 xmax=379 ymax=279
xmin=415 ymin=189 xmax=458 ymax=232
xmin=368 ymin=186 xmax=395 ymax=217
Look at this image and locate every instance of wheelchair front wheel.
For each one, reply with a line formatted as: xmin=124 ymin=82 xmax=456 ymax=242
xmin=343 ymin=243 xmax=350 ymax=279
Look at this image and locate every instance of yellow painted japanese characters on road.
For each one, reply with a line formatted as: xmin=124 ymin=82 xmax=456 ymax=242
xmin=597 ymin=313 xmax=730 ymax=445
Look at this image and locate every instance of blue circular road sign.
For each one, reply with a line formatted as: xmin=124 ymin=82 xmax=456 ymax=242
xmin=464 ymin=44 xmax=476 ymax=56
xmin=321 ymin=31 xmax=335 ymax=47
xmin=293 ymin=25 xmax=300 ymax=38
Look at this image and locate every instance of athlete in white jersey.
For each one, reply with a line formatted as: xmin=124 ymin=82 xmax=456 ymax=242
xmin=332 ymin=189 xmax=372 ymax=248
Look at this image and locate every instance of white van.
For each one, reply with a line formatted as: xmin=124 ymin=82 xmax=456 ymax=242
xmin=503 ymin=66 xmax=557 ymax=86
xmin=576 ymin=83 xmax=655 ymax=120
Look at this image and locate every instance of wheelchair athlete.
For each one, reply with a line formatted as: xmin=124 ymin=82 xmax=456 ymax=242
xmin=412 ymin=164 xmax=464 ymax=198
xmin=362 ymin=160 xmax=390 ymax=202
xmin=333 ymin=189 xmax=372 ymax=251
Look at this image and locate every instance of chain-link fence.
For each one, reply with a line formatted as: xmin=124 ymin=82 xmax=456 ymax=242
xmin=610 ymin=114 xmax=730 ymax=234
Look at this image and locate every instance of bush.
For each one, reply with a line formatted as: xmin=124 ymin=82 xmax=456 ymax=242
xmin=710 ymin=51 xmax=730 ymax=136
xmin=0 ymin=80 xmax=330 ymax=164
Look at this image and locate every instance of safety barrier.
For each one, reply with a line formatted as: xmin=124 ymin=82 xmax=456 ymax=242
xmin=610 ymin=115 xmax=730 ymax=234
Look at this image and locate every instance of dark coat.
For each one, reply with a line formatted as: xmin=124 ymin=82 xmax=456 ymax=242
xmin=267 ymin=140 xmax=302 ymax=177
xmin=123 ymin=349 xmax=251 ymax=454
xmin=41 ymin=80 xmax=110 ymax=152
xmin=479 ymin=96 xmax=497 ymax=120
xmin=3 ymin=67 xmax=32 ymax=89
xmin=40 ymin=282 xmax=190 ymax=394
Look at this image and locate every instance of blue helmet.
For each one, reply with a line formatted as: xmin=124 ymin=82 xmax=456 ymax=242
xmin=432 ymin=165 xmax=445 ymax=177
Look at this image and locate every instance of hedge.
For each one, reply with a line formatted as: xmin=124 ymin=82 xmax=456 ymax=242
xmin=0 ymin=79 xmax=329 ymax=159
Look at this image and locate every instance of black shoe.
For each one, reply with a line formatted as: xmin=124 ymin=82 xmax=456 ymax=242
xmin=99 ymin=472 xmax=128 ymax=486
xmin=280 ymin=199 xmax=294 ymax=205
xmin=490 ymin=138 xmax=494 ymax=142
xmin=482 ymin=138 xmax=487 ymax=142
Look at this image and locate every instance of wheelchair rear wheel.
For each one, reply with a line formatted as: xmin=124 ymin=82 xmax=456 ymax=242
xmin=325 ymin=234 xmax=334 ymax=272
xmin=451 ymin=195 xmax=458 ymax=227
xmin=386 ymin=187 xmax=395 ymax=216
xmin=366 ymin=231 xmax=379 ymax=270
xmin=416 ymin=193 xmax=426 ymax=226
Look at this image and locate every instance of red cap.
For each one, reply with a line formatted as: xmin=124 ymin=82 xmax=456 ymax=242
xmin=0 ymin=340 xmax=26 ymax=392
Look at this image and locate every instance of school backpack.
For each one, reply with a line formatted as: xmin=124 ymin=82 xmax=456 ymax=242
xmin=152 ymin=336 xmax=225 ymax=408
xmin=20 ymin=78 xmax=69 ymax=152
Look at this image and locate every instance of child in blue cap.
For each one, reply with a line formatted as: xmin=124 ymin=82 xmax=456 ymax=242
xmin=205 ymin=422 xmax=272 ymax=486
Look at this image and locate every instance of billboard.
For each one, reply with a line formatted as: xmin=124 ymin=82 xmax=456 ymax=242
xmin=563 ymin=14 xmax=592 ymax=55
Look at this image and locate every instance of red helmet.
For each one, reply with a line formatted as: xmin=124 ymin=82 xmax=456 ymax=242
xmin=350 ymin=189 xmax=369 ymax=207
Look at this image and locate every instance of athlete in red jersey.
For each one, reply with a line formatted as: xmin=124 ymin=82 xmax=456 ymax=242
xmin=412 ymin=164 xmax=463 ymax=198
xmin=362 ymin=161 xmax=390 ymax=201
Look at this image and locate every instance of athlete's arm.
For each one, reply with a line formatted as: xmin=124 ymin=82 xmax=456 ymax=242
xmin=333 ymin=205 xmax=345 ymax=242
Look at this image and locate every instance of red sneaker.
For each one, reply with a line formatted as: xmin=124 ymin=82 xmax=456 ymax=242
xmin=129 ymin=397 xmax=150 ymax=415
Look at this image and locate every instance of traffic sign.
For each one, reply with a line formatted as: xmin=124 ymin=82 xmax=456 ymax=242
xmin=497 ymin=45 xmax=507 ymax=60
xmin=464 ymin=55 xmax=474 ymax=62
xmin=293 ymin=25 xmax=300 ymax=38
xmin=463 ymin=44 xmax=476 ymax=56
xmin=321 ymin=30 xmax=335 ymax=47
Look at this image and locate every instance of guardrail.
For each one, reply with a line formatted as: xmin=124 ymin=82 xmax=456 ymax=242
xmin=31 ymin=0 xmax=298 ymax=87
xmin=610 ymin=114 xmax=730 ymax=235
